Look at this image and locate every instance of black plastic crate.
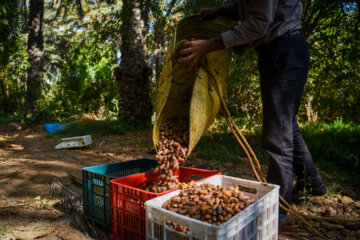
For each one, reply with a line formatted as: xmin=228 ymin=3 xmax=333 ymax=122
xmin=82 ymin=158 xmax=157 ymax=229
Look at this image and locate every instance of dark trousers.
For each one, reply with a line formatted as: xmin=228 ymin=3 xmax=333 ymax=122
xmin=257 ymin=32 xmax=324 ymax=218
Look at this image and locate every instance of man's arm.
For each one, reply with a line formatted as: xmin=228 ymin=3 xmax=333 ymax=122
xmin=179 ymin=0 xmax=278 ymax=69
xmin=221 ymin=0 xmax=278 ymax=48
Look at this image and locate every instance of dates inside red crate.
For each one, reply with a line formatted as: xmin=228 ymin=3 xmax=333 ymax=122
xmin=110 ymin=166 xmax=220 ymax=240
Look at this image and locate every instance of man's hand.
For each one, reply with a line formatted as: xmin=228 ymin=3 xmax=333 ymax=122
xmin=178 ymin=36 xmax=225 ymax=69
xmin=178 ymin=40 xmax=211 ymax=69
xmin=200 ymin=7 xmax=221 ymax=20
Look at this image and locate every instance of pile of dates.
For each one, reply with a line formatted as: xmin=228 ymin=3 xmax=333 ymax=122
xmin=143 ymin=118 xmax=189 ymax=193
xmin=166 ymin=220 xmax=190 ymax=234
xmin=162 ymin=183 xmax=255 ymax=226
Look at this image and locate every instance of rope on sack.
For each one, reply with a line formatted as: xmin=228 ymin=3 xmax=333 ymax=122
xmin=199 ymin=59 xmax=360 ymax=240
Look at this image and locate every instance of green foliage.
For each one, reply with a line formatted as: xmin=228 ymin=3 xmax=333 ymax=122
xmin=193 ymin=118 xmax=267 ymax=164
xmin=304 ymin=4 xmax=360 ymax=122
xmin=53 ymin=35 xmax=118 ymax=113
xmin=41 ymin=1 xmax=121 ymax=119
xmin=0 ymin=0 xmax=28 ymax=116
xmin=46 ymin=119 xmax=128 ymax=138
xmin=0 ymin=35 xmax=29 ymax=103
xmin=227 ymin=49 xmax=262 ymax=127
xmin=147 ymin=0 xmax=180 ymax=84
xmin=194 ymin=119 xmax=360 ymax=178
xmin=301 ymin=120 xmax=360 ymax=172
xmin=1 ymin=0 xmax=359 ymax=128
xmin=325 ymin=182 xmax=341 ymax=196
xmin=0 ymin=115 xmax=24 ymax=125
xmin=0 ymin=0 xmax=19 ymax=66
xmin=45 ymin=117 xmax=152 ymax=139
xmin=0 ymin=224 xmax=9 ymax=237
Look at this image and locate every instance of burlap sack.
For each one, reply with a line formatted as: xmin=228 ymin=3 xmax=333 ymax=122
xmin=153 ymin=15 xmax=234 ymax=157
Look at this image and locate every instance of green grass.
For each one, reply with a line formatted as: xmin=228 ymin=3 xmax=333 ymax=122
xmin=0 ymin=224 xmax=10 ymax=237
xmin=0 ymin=115 xmax=23 ymax=125
xmin=193 ymin=118 xmax=360 ymax=186
xmin=301 ymin=120 xmax=360 ymax=172
xmin=45 ymin=118 xmax=152 ymax=138
xmin=45 ymin=120 xmax=128 ymax=138
xmin=194 ymin=127 xmax=267 ymax=165
xmin=325 ymin=182 xmax=341 ymax=196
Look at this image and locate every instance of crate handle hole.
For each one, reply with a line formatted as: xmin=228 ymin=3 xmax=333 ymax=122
xmin=237 ymin=185 xmax=257 ymax=194
xmin=128 ymin=196 xmax=140 ymax=203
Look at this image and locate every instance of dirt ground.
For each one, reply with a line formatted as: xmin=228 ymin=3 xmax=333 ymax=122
xmin=0 ymin=123 xmax=155 ymax=240
xmin=0 ymin=123 xmax=359 ymax=240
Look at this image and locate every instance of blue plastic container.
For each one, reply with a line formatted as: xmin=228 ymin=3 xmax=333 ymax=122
xmin=43 ymin=123 xmax=69 ymax=133
xmin=82 ymin=158 xmax=157 ymax=229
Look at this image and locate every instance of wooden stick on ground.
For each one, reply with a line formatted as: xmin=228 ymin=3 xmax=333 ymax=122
xmin=0 ymin=169 xmax=24 ymax=182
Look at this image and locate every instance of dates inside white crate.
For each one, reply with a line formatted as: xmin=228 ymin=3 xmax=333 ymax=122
xmin=145 ymin=175 xmax=280 ymax=240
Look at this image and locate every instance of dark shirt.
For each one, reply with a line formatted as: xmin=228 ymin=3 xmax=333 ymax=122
xmin=219 ymin=0 xmax=302 ymax=50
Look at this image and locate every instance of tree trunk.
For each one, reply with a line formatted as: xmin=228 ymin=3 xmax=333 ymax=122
xmin=26 ymin=0 xmax=44 ymax=113
xmin=116 ymin=0 xmax=152 ymax=122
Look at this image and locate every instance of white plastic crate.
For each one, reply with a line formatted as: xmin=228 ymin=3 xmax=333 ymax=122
xmin=145 ymin=175 xmax=279 ymax=240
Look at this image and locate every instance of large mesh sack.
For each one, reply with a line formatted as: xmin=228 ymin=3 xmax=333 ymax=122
xmin=153 ymin=15 xmax=235 ymax=157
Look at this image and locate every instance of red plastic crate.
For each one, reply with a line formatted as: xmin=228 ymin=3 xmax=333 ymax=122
xmin=110 ymin=167 xmax=221 ymax=240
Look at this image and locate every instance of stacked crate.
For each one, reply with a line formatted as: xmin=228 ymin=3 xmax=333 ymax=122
xmin=83 ymin=159 xmax=279 ymax=240
xmin=110 ymin=167 xmax=221 ymax=240
xmin=82 ymin=158 xmax=157 ymax=228
xmin=145 ymin=175 xmax=279 ymax=240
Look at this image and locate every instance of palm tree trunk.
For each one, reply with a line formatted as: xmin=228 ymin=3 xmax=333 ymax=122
xmin=116 ymin=0 xmax=152 ymax=122
xmin=26 ymin=0 xmax=44 ymax=113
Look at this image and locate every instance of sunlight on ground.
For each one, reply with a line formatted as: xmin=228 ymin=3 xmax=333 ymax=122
xmin=24 ymin=134 xmax=42 ymax=139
